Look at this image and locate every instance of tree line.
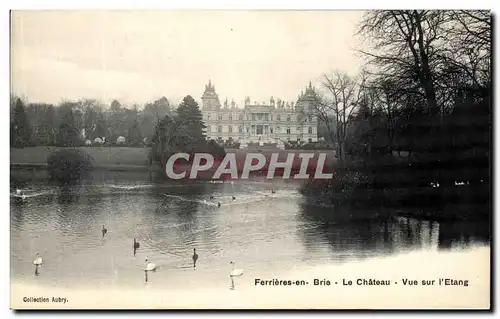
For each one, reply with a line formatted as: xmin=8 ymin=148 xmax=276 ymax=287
xmin=10 ymin=95 xmax=172 ymax=148
xmin=11 ymin=91 xmax=224 ymax=181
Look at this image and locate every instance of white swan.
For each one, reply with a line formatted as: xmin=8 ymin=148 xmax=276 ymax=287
xmin=33 ymin=252 xmax=43 ymax=275
xmin=229 ymin=261 xmax=243 ymax=277
xmin=33 ymin=252 xmax=43 ymax=266
xmin=145 ymin=258 xmax=156 ymax=271
xmin=229 ymin=261 xmax=243 ymax=290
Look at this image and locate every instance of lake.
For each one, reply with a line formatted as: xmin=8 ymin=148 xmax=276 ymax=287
xmin=10 ymin=173 xmax=491 ymax=308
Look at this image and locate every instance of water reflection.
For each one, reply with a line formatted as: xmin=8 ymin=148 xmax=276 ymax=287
xmin=298 ymin=201 xmax=489 ymax=259
xmin=10 ymin=176 xmax=490 ymax=289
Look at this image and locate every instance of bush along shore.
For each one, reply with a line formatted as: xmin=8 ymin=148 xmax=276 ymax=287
xmin=299 ymin=156 xmax=490 ymax=222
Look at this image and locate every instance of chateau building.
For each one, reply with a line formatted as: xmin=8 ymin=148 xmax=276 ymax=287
xmin=201 ymin=80 xmax=319 ymax=146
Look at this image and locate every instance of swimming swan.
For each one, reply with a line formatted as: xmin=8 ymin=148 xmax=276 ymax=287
xmin=229 ymin=261 xmax=243 ymax=290
xmin=33 ymin=252 xmax=43 ymax=266
xmin=229 ymin=261 xmax=243 ymax=277
xmin=33 ymin=253 xmax=43 ymax=275
xmin=192 ymin=248 xmax=198 ymax=268
xmin=145 ymin=258 xmax=156 ymax=271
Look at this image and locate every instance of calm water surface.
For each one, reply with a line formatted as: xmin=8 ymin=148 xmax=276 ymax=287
xmin=10 ymin=177 xmax=489 ymax=290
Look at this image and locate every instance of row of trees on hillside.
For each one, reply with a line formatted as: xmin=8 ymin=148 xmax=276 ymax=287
xmin=10 ymin=95 xmax=172 ymax=148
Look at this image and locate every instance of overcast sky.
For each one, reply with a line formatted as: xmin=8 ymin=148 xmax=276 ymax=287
xmin=11 ymin=10 xmax=365 ymax=108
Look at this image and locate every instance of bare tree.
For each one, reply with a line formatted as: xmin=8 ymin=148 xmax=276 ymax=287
xmin=315 ymin=71 xmax=365 ymax=165
xmin=358 ymin=10 xmax=447 ymax=116
xmin=437 ymin=11 xmax=491 ymax=98
xmin=358 ymin=10 xmax=491 ymax=114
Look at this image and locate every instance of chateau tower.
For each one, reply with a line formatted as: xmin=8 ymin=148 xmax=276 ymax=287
xmin=201 ymin=79 xmax=221 ymax=109
xmin=296 ymin=80 xmax=318 ymax=112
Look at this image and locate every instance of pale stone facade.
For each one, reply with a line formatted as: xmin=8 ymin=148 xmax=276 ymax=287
xmin=201 ymin=80 xmax=319 ymax=145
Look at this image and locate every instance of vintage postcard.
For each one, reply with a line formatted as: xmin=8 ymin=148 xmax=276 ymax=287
xmin=9 ymin=10 xmax=491 ymax=310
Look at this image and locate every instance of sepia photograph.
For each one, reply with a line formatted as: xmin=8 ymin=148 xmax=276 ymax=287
xmin=9 ymin=9 xmax=492 ymax=310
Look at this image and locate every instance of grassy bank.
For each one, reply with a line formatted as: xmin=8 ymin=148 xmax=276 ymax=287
xmin=11 ymin=147 xmax=336 ymax=168
xmin=11 ymin=146 xmax=151 ymax=167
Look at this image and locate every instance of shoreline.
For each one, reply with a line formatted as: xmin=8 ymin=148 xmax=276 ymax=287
xmin=11 ymin=246 xmax=490 ymax=309
xmin=10 ymin=163 xmax=153 ymax=172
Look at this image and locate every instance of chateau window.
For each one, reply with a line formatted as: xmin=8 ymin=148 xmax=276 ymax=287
xmin=270 ymin=115 xmax=273 ymax=121
xmin=239 ymin=115 xmax=243 ymax=121
xmin=207 ymin=114 xmax=211 ymax=120
xmin=252 ymin=114 xmax=256 ymax=121
xmin=247 ymin=115 xmax=250 ymax=121
xmin=229 ymin=126 xmax=233 ymax=133
xmin=276 ymin=126 xmax=281 ymax=133
xmin=277 ymin=115 xmax=281 ymax=121
xmin=229 ymin=114 xmax=233 ymax=121
xmin=218 ymin=115 xmax=223 ymax=121
xmin=308 ymin=138 xmax=312 ymax=143
xmin=246 ymin=127 xmax=250 ymax=133
xmin=218 ymin=126 xmax=222 ymax=133
xmin=308 ymin=127 xmax=312 ymax=134
xmin=287 ymin=115 xmax=291 ymax=122
xmin=308 ymin=115 xmax=313 ymax=122
xmin=238 ymin=126 xmax=243 ymax=133
xmin=270 ymin=128 xmax=273 ymax=134
xmin=286 ymin=128 xmax=291 ymax=134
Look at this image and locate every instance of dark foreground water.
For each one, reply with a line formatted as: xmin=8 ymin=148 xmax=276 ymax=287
xmin=10 ymin=173 xmax=490 ymax=291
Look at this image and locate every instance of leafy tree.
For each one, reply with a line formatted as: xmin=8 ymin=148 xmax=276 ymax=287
xmin=26 ymin=103 xmax=50 ymax=142
xmin=10 ymin=98 xmax=32 ymax=147
xmin=57 ymin=103 xmax=80 ymax=146
xmin=151 ymin=115 xmax=185 ymax=166
xmin=175 ymin=95 xmax=207 ymax=149
xmin=107 ymin=100 xmax=127 ymax=139
xmin=81 ymin=99 xmax=102 ymax=140
xmin=47 ymin=149 xmax=94 ymax=185
xmin=38 ymin=105 xmax=57 ymax=145
xmin=92 ymin=113 xmax=109 ymax=141
xmin=150 ymin=95 xmax=224 ymax=173
xmin=140 ymin=97 xmax=172 ymax=139
xmin=127 ymin=118 xmax=143 ymax=146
